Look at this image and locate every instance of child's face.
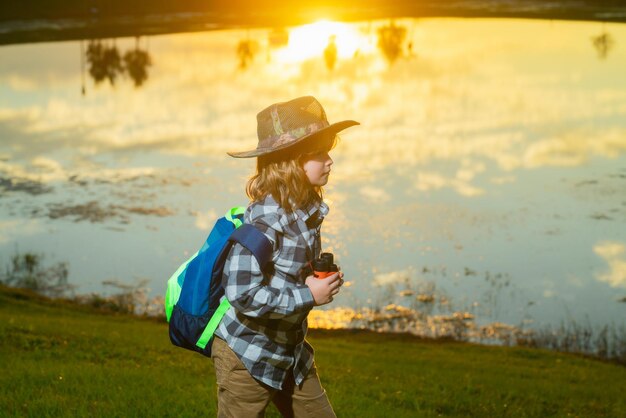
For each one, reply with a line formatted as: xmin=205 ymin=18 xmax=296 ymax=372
xmin=301 ymin=150 xmax=333 ymax=186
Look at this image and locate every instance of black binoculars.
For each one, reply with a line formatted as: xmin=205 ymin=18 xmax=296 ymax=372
xmin=312 ymin=252 xmax=339 ymax=279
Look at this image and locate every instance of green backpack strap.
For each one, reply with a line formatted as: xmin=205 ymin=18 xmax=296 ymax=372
xmin=196 ymin=297 xmax=232 ymax=349
xmin=224 ymin=206 xmax=246 ymax=228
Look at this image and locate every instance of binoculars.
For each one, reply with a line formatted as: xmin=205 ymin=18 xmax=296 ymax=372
xmin=312 ymin=252 xmax=339 ymax=279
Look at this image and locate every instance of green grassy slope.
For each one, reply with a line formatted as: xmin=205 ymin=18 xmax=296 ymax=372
xmin=1 ymin=286 xmax=624 ymax=417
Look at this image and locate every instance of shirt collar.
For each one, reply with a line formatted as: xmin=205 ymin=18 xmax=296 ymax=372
xmin=261 ymin=194 xmax=328 ymax=226
xmin=296 ymin=199 xmax=328 ymax=233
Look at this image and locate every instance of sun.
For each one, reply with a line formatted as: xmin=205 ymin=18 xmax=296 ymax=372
xmin=275 ymin=20 xmax=363 ymax=63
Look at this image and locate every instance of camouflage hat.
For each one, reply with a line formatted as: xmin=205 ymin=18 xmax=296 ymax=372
xmin=227 ymin=96 xmax=359 ymax=158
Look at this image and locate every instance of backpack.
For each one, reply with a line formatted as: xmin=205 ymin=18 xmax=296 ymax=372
xmin=165 ymin=206 xmax=272 ymax=357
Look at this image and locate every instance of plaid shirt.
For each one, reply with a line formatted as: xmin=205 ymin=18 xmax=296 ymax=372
xmin=215 ymin=194 xmax=329 ymax=390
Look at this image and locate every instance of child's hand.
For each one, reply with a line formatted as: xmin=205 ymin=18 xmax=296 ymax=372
xmin=305 ymin=271 xmax=344 ymax=306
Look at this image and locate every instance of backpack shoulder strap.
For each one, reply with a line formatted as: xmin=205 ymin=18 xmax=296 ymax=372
xmin=228 ymin=223 xmax=273 ymax=270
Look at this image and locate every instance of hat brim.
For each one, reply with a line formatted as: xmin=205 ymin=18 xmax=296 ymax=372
xmin=227 ymin=120 xmax=360 ymax=158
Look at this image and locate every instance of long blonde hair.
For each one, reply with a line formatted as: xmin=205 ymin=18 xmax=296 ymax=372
xmin=246 ymin=133 xmax=338 ymax=212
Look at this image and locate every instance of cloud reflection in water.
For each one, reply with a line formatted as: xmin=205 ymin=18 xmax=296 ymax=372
xmin=594 ymin=241 xmax=626 ymax=288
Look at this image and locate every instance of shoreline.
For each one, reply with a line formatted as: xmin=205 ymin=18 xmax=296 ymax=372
xmin=1 ymin=1 xmax=626 ymax=46
xmin=2 ymin=284 xmax=624 ymax=365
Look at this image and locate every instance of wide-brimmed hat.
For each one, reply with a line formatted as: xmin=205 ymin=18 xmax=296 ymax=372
xmin=227 ymin=96 xmax=359 ymax=158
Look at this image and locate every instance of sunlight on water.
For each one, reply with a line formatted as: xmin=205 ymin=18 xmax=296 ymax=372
xmin=1 ymin=17 xmax=625 ymax=335
xmin=275 ymin=20 xmax=368 ymax=63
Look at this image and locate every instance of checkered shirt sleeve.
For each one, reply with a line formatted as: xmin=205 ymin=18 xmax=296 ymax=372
xmin=222 ymin=218 xmax=315 ymax=317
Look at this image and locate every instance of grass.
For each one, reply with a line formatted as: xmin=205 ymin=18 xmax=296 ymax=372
xmin=1 ymin=285 xmax=625 ymax=417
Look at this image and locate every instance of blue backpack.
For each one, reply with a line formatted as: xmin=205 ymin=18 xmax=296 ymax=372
xmin=165 ymin=206 xmax=272 ymax=357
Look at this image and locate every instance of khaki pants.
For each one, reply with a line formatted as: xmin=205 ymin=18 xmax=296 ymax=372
xmin=211 ymin=337 xmax=336 ymax=418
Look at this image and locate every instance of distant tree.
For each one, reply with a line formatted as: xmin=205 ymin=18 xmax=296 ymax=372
xmin=1 ymin=252 xmax=72 ymax=297
xmin=324 ymin=35 xmax=337 ymax=71
xmin=377 ymin=22 xmax=407 ymax=64
xmin=237 ymin=39 xmax=259 ymax=69
xmin=123 ymin=37 xmax=152 ymax=87
xmin=86 ymin=40 xmax=124 ymax=85
xmin=591 ymin=31 xmax=615 ymax=60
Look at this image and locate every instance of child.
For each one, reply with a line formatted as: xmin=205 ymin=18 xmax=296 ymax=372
xmin=211 ymin=96 xmax=359 ymax=418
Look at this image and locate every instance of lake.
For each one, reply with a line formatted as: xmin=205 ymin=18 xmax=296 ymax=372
xmin=1 ymin=17 xmax=625 ymax=336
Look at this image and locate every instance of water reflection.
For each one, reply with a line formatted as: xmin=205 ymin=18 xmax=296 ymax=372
xmin=268 ymin=28 xmax=289 ymax=48
xmin=324 ymin=35 xmax=338 ymax=70
xmin=72 ymin=20 xmax=429 ymax=87
xmin=377 ymin=21 xmax=407 ymax=64
xmin=83 ymin=37 xmax=152 ymax=90
xmin=1 ymin=17 xmax=626 ymax=333
xmin=275 ymin=20 xmax=363 ymax=63
xmin=591 ymin=30 xmax=615 ymax=59
xmin=124 ymin=38 xmax=152 ymax=87
xmin=237 ymin=39 xmax=259 ymax=70
xmin=86 ymin=40 xmax=124 ymax=86
xmin=594 ymin=240 xmax=626 ymax=288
